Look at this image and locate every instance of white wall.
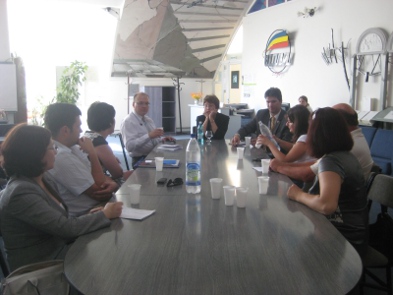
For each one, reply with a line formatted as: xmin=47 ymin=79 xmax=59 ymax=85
xmin=242 ymin=0 xmax=393 ymax=111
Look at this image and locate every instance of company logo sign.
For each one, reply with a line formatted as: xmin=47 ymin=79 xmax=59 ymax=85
xmin=264 ymin=29 xmax=292 ymax=74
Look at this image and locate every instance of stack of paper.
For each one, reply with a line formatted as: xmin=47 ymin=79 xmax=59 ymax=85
xmin=120 ymin=207 xmax=156 ymax=221
xmin=157 ymin=144 xmax=182 ymax=151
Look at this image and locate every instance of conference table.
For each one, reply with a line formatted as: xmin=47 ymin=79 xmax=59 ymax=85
xmin=64 ymin=139 xmax=362 ymax=295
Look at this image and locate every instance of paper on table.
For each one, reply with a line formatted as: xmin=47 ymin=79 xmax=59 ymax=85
xmin=253 ymin=167 xmax=263 ymax=172
xmin=157 ymin=144 xmax=182 ymax=151
xmin=120 ymin=207 xmax=156 ymax=221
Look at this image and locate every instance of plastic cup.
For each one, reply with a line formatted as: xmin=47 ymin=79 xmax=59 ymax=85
xmin=236 ymin=187 xmax=248 ymax=208
xmin=155 ymin=157 xmax=164 ymax=171
xmin=237 ymin=147 xmax=245 ymax=160
xmin=245 ymin=136 xmax=251 ymax=147
xmin=128 ymin=184 xmax=141 ymax=205
xmin=223 ymin=185 xmax=236 ymax=206
xmin=258 ymin=176 xmax=269 ymax=194
xmin=261 ymin=159 xmax=270 ymax=174
xmin=210 ymin=178 xmax=223 ymax=199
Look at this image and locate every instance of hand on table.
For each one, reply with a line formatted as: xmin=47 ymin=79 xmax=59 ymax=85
xmin=93 ymin=181 xmax=119 ymax=200
xmin=103 ymin=201 xmax=123 ymax=219
xmin=269 ymin=158 xmax=280 ymax=172
xmin=231 ymin=134 xmax=241 ymax=146
xmin=287 ymin=184 xmax=302 ymax=201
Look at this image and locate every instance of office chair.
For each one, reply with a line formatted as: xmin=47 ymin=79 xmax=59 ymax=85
xmin=360 ymin=173 xmax=393 ymax=295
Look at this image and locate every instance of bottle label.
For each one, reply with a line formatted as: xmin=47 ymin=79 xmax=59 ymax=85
xmin=186 ymin=162 xmax=201 ymax=186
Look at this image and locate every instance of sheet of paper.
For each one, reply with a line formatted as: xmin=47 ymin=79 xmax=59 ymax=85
xmin=253 ymin=167 xmax=263 ymax=172
xmin=120 ymin=207 xmax=156 ymax=221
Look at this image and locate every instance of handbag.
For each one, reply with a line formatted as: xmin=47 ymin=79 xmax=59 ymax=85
xmin=369 ymin=211 xmax=393 ymax=264
xmin=1 ymin=260 xmax=69 ymax=295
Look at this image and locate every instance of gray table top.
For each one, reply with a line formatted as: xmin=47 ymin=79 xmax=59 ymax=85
xmin=64 ymin=140 xmax=362 ymax=295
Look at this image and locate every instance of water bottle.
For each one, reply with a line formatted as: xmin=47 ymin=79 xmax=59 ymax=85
xmin=186 ymin=134 xmax=201 ymax=194
xmin=197 ymin=121 xmax=204 ymax=145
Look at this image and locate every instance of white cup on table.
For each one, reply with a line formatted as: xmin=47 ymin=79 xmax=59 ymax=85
xmin=237 ymin=147 xmax=245 ymax=160
xmin=236 ymin=187 xmax=248 ymax=208
xmin=223 ymin=185 xmax=236 ymax=206
xmin=245 ymin=136 xmax=251 ymax=147
xmin=210 ymin=178 xmax=223 ymax=199
xmin=128 ymin=184 xmax=141 ymax=205
xmin=155 ymin=157 xmax=164 ymax=171
xmin=261 ymin=159 xmax=270 ymax=174
xmin=258 ymin=176 xmax=269 ymax=194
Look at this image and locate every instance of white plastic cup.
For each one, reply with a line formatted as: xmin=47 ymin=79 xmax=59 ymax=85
xmin=236 ymin=187 xmax=248 ymax=208
xmin=245 ymin=136 xmax=251 ymax=147
xmin=128 ymin=184 xmax=142 ymax=205
xmin=223 ymin=185 xmax=236 ymax=206
xmin=261 ymin=159 xmax=271 ymax=174
xmin=237 ymin=147 xmax=245 ymax=160
xmin=210 ymin=178 xmax=223 ymax=199
xmin=155 ymin=157 xmax=164 ymax=171
xmin=258 ymin=176 xmax=269 ymax=194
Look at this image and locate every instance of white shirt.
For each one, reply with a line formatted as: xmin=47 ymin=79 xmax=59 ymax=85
xmin=120 ymin=111 xmax=161 ymax=157
xmin=47 ymin=140 xmax=99 ymax=217
xmin=295 ymin=134 xmax=316 ymax=163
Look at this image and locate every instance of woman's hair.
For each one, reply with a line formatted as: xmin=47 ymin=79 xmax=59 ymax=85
xmin=203 ymin=95 xmax=220 ymax=109
xmin=299 ymin=95 xmax=308 ymax=103
xmin=306 ymin=107 xmax=353 ymax=158
xmin=1 ymin=124 xmax=52 ymax=177
xmin=287 ymin=105 xmax=310 ymax=142
xmin=87 ymin=102 xmax=116 ymax=132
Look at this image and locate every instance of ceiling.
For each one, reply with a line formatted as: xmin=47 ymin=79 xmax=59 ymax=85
xmin=110 ymin=0 xmax=252 ymax=78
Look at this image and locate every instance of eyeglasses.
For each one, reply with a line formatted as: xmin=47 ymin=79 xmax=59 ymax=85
xmin=136 ymin=102 xmax=150 ymax=106
xmin=166 ymin=178 xmax=184 ymax=187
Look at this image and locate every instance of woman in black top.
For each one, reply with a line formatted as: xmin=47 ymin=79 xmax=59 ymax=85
xmin=196 ymin=95 xmax=229 ymax=140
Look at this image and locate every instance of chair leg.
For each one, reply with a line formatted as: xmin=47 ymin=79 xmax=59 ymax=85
xmin=118 ymin=134 xmax=130 ymax=171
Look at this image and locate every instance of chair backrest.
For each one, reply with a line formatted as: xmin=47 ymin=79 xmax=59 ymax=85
xmin=367 ymin=174 xmax=393 ymax=209
xmin=0 ymin=190 xmax=10 ymax=277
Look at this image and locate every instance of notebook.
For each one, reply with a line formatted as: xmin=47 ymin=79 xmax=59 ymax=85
xmin=137 ymin=159 xmax=180 ymax=168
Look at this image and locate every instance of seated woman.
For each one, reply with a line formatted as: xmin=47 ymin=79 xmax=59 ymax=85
xmin=0 ymin=124 xmax=123 ymax=271
xmin=196 ymin=95 xmax=229 ymax=140
xmin=85 ymin=102 xmax=132 ymax=182
xmin=287 ymin=107 xmax=368 ymax=257
xmin=256 ymin=105 xmax=314 ymax=163
xmin=298 ymin=95 xmax=313 ymax=112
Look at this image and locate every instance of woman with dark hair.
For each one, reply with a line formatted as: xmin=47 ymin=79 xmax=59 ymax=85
xmin=85 ymin=102 xmax=132 ymax=182
xmin=287 ymin=107 xmax=368 ymax=257
xmin=196 ymin=95 xmax=229 ymax=140
xmin=0 ymin=124 xmax=123 ymax=271
xmin=298 ymin=95 xmax=312 ymax=112
xmin=256 ymin=105 xmax=314 ymax=163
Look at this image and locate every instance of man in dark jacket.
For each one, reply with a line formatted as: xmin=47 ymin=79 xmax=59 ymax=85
xmin=231 ymin=87 xmax=292 ymax=152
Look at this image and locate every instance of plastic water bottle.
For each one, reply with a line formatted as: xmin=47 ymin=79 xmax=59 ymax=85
xmin=197 ymin=121 xmax=204 ymax=145
xmin=186 ymin=134 xmax=201 ymax=194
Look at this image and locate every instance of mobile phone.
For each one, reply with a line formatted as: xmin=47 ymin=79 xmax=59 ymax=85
xmin=157 ymin=178 xmax=167 ymax=185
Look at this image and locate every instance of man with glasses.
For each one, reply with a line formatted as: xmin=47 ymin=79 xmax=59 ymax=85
xmin=121 ymin=92 xmax=175 ymax=167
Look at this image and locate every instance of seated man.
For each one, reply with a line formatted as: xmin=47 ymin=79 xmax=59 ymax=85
xmin=44 ymin=103 xmax=118 ymax=216
xmin=230 ymin=87 xmax=292 ymax=153
xmin=121 ymin=92 xmax=174 ymax=167
xmin=270 ymin=103 xmax=374 ymax=183
xmin=196 ymin=94 xmax=229 ymax=140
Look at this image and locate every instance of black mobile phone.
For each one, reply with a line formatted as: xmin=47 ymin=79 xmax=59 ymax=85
xmin=157 ymin=178 xmax=167 ymax=185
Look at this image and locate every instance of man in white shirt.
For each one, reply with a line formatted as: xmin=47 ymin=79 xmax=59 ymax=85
xmin=120 ymin=92 xmax=174 ymax=167
xmin=45 ymin=103 xmax=118 ymax=216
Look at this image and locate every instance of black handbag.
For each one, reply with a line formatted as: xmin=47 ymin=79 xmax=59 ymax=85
xmin=369 ymin=210 xmax=393 ymax=264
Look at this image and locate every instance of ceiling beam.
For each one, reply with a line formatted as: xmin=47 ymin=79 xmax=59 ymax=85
xmin=182 ymin=27 xmax=233 ymax=31
xmin=188 ymin=34 xmax=230 ymax=41
xmin=191 ymin=44 xmax=226 ymax=53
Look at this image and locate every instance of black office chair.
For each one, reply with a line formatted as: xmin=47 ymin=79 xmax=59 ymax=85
xmin=360 ymin=173 xmax=393 ymax=295
xmin=110 ymin=132 xmax=130 ymax=171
